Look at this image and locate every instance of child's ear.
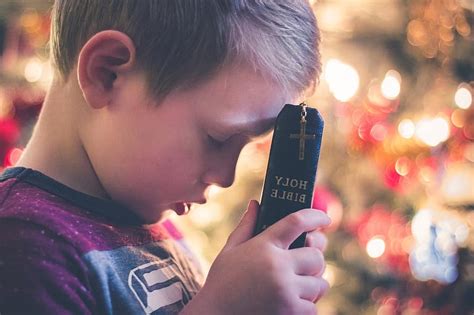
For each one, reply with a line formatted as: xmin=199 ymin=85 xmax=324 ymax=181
xmin=77 ymin=30 xmax=136 ymax=109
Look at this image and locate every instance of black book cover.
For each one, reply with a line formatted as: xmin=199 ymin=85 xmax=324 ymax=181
xmin=253 ymin=103 xmax=324 ymax=249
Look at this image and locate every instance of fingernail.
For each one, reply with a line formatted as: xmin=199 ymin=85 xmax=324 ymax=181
xmin=326 ymin=215 xmax=332 ymax=224
xmin=312 ymin=209 xmax=331 ymax=220
xmin=247 ymin=199 xmax=260 ymax=210
xmin=313 ymin=208 xmax=327 ymax=214
xmin=322 ymin=214 xmax=331 ymax=225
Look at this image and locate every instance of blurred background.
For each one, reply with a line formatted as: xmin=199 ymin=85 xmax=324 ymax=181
xmin=0 ymin=0 xmax=473 ymax=314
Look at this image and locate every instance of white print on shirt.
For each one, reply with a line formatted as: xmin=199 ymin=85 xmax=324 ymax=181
xmin=128 ymin=258 xmax=191 ymax=314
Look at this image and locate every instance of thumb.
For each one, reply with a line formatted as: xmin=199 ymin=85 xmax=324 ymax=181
xmin=223 ymin=199 xmax=260 ymax=250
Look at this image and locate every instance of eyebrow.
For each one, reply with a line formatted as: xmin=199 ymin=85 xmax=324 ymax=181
xmin=240 ymin=117 xmax=277 ymax=140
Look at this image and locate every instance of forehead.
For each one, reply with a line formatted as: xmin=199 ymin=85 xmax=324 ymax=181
xmin=192 ymin=63 xmax=295 ymax=136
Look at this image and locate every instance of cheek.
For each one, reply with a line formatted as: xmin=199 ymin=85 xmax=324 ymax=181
xmin=140 ymin=129 xmax=208 ymax=194
xmin=97 ymin=132 xmax=206 ymax=210
xmin=85 ymin=99 xmax=210 ymax=208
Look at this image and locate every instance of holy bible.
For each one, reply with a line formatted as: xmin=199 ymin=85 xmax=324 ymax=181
xmin=253 ymin=103 xmax=324 ymax=249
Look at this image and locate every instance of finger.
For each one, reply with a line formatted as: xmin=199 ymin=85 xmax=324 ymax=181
xmin=294 ymin=299 xmax=318 ymax=315
xmin=224 ymin=200 xmax=260 ymax=250
xmin=296 ymin=276 xmax=330 ymax=302
xmin=305 ymin=231 xmax=328 ymax=252
xmin=314 ymin=278 xmax=330 ymax=303
xmin=290 ymin=247 xmax=325 ymax=276
xmin=264 ymin=209 xmax=331 ymax=249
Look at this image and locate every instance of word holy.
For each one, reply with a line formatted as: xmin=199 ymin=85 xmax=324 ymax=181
xmin=270 ymin=176 xmax=308 ymax=204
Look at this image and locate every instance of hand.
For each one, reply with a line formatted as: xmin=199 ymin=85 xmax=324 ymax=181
xmin=305 ymin=223 xmax=329 ymax=252
xmin=182 ymin=200 xmax=331 ymax=315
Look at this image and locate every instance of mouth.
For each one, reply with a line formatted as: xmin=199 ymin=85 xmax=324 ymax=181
xmin=174 ymin=202 xmax=190 ymax=215
xmin=174 ymin=200 xmax=206 ymax=216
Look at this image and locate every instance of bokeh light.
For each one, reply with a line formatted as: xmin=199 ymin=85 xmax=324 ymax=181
xmin=398 ymin=119 xmax=415 ymax=139
xmin=381 ymin=70 xmax=401 ymax=100
xmin=323 ymin=264 xmax=336 ymax=286
xmin=4 ymin=148 xmax=23 ymax=167
xmin=366 ymin=236 xmax=386 ymax=258
xmin=415 ymin=117 xmax=450 ymax=147
xmin=395 ymin=157 xmax=411 ymax=176
xmin=454 ymin=84 xmax=472 ymax=109
xmin=24 ymin=58 xmax=44 ymax=83
xmin=324 ymin=59 xmax=360 ymax=102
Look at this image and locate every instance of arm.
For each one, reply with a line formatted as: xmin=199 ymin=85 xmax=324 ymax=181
xmin=0 ymin=219 xmax=97 ymax=315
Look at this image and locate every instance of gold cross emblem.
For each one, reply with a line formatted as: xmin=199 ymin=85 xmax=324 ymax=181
xmin=290 ymin=119 xmax=316 ymax=160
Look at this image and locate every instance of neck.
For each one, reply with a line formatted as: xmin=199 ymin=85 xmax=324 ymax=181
xmin=15 ymin=76 xmax=110 ymax=200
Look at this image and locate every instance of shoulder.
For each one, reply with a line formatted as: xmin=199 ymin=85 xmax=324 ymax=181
xmin=0 ymin=218 xmax=97 ymax=314
xmin=0 ymin=176 xmax=86 ymax=224
xmin=0 ymin=178 xmax=99 ymax=249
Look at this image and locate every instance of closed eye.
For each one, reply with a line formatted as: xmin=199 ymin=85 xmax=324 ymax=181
xmin=207 ymin=135 xmax=226 ymax=149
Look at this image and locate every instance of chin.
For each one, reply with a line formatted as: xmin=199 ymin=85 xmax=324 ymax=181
xmin=150 ymin=203 xmax=183 ymax=220
xmin=138 ymin=206 xmax=169 ymax=225
xmin=141 ymin=214 xmax=165 ymax=225
xmin=143 ymin=202 xmax=197 ymax=223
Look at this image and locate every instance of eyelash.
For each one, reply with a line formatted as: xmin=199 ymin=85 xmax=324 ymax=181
xmin=208 ymin=135 xmax=226 ymax=148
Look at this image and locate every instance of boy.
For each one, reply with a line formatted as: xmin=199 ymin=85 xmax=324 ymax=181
xmin=0 ymin=1 xmax=330 ymax=314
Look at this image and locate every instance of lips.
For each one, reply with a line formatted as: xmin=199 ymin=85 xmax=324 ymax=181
xmin=174 ymin=198 xmax=207 ymax=216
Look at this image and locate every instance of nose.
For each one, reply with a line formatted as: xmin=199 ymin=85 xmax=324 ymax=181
xmin=202 ymin=149 xmax=241 ymax=188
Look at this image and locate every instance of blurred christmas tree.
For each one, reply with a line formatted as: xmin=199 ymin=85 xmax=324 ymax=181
xmin=0 ymin=1 xmax=472 ymax=314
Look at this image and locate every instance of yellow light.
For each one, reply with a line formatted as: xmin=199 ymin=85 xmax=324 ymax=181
xmin=324 ymin=59 xmax=360 ymax=102
xmin=407 ymin=19 xmax=429 ymax=47
xmin=322 ymin=264 xmax=335 ymax=286
xmin=366 ymin=236 xmax=386 ymax=258
xmin=398 ymin=119 xmax=415 ymax=139
xmin=454 ymin=84 xmax=472 ymax=109
xmin=432 ymin=117 xmax=450 ymax=142
xmin=415 ymin=118 xmax=432 ymax=145
xmin=20 ymin=10 xmax=41 ymax=33
xmin=24 ymin=58 xmax=43 ymax=83
xmin=442 ymin=164 xmax=474 ymax=202
xmin=401 ymin=236 xmax=413 ymax=253
xmin=0 ymin=89 xmax=13 ymax=119
xmin=419 ymin=167 xmax=434 ymax=183
xmin=415 ymin=117 xmax=450 ymax=147
xmin=7 ymin=148 xmax=23 ymax=166
xmin=451 ymin=109 xmax=465 ymax=128
xmin=465 ymin=144 xmax=474 ymax=162
xmin=39 ymin=61 xmax=54 ymax=89
xmin=395 ymin=157 xmax=410 ymax=176
xmin=381 ymin=70 xmax=401 ymax=100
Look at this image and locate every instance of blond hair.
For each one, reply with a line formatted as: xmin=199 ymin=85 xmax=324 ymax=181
xmin=51 ymin=0 xmax=321 ymax=99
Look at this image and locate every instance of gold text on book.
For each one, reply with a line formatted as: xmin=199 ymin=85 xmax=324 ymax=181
xmin=270 ymin=176 xmax=308 ymax=204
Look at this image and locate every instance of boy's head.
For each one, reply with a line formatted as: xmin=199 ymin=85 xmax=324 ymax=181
xmin=48 ymin=0 xmax=322 ymax=222
xmin=51 ymin=0 xmax=321 ymax=100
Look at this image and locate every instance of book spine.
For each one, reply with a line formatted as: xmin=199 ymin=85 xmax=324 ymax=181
xmin=254 ymin=105 xmax=324 ymax=249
